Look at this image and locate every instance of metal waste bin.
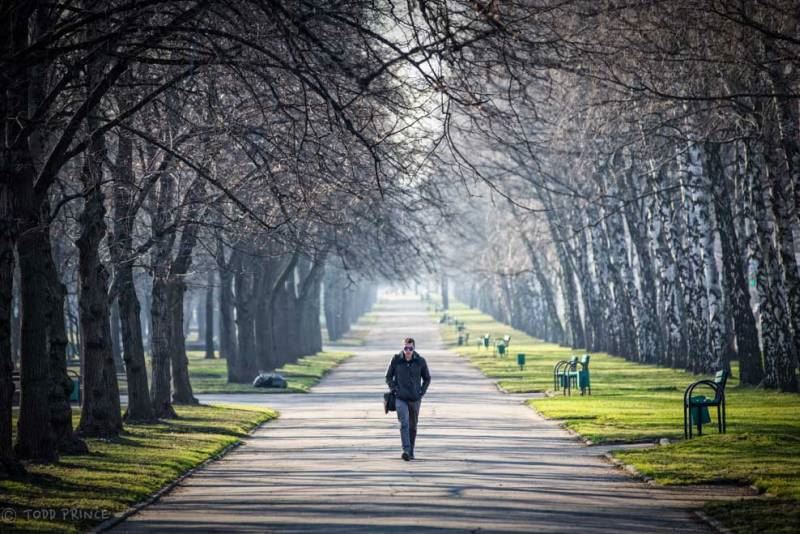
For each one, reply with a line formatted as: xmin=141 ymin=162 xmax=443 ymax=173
xmin=690 ymin=395 xmax=712 ymax=425
xmin=68 ymin=370 xmax=81 ymax=403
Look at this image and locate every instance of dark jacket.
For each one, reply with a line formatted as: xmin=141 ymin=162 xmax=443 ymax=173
xmin=385 ymin=351 xmax=431 ymax=402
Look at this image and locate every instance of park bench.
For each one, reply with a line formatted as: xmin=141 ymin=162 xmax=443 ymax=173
xmin=554 ymin=354 xmax=591 ymax=396
xmin=683 ymin=369 xmax=728 ymax=439
xmin=68 ymin=369 xmax=81 ymax=403
xmin=11 ymin=369 xmax=82 ymax=405
xmin=553 ymin=355 xmax=578 ymax=393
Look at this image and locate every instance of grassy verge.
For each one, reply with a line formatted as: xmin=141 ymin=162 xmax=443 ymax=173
xmin=188 ymin=350 xmax=354 ymax=393
xmin=437 ymin=300 xmax=800 ymax=534
xmin=2 ymin=404 xmax=276 ymax=533
xmin=323 ymin=326 xmax=371 ymax=347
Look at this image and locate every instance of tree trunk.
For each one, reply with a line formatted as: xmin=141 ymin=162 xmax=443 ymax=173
xmin=204 ymin=271 xmax=215 ymax=359
xmin=196 ymin=290 xmax=205 ymax=342
xmin=218 ymin=246 xmax=237 ymax=363
xmin=523 ymin=236 xmax=564 ymax=345
xmin=558 ymin=251 xmax=580 ymax=349
xmin=0 ymin=56 xmax=20 ymax=469
xmin=601 ymin=203 xmax=638 ymax=361
xmin=255 ymin=287 xmax=276 ymax=370
xmin=234 ymin=259 xmax=258 ymax=381
xmin=168 ymin=192 xmax=201 ymax=405
xmin=15 ymin=222 xmax=58 ymax=461
xmin=296 ymin=257 xmax=325 ymax=356
xmin=665 ymin=171 xmax=691 ymax=370
xmin=75 ymin=138 xmax=123 ymax=438
xmin=182 ymin=291 xmax=193 ymax=340
xmin=619 ymin=158 xmax=663 ymax=364
xmin=118 ymin=272 xmax=153 ymax=421
xmin=324 ymin=269 xmax=342 ymax=341
xmin=768 ymin=67 xmax=800 ymax=363
xmin=575 ymin=225 xmax=599 ymax=351
xmin=44 ymin=237 xmax=87 ymax=454
xmin=0 ymin=220 xmax=23 ymax=475
xmin=299 ymin=278 xmax=323 ymax=355
xmin=713 ymin=143 xmax=763 ymax=383
xmin=748 ymin=143 xmax=799 ymax=391
xmin=273 ymin=280 xmax=295 ymax=366
xmin=11 ymin=268 xmax=20 ymax=367
xmin=150 ymin=274 xmax=175 ymax=418
xmin=700 ymin=146 xmax=726 ymax=373
xmin=150 ymin=169 xmax=177 ymax=418
xmin=110 ymin=299 xmax=124 ymax=372
xmin=170 ymin=281 xmax=197 ymax=404
xmin=440 ymin=272 xmax=449 ymax=310
xmin=678 ymin=143 xmax=714 ymax=373
xmin=586 ymin=204 xmax=618 ymax=355
xmin=7 ymin=4 xmax=58 ymax=461
xmin=111 ymin=123 xmax=154 ymax=422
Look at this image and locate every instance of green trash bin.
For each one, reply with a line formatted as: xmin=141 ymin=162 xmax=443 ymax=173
xmin=690 ymin=395 xmax=712 ymax=425
xmin=457 ymin=335 xmax=464 ymax=346
xmin=517 ymin=353 xmax=526 ymax=370
xmin=497 ymin=342 xmax=506 ymax=357
xmin=68 ymin=370 xmax=81 ymax=403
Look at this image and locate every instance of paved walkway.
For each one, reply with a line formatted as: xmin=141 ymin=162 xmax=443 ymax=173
xmin=113 ymin=294 xmax=742 ymax=533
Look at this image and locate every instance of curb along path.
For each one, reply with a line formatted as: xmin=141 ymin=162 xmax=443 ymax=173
xmin=113 ymin=294 xmax=743 ymax=533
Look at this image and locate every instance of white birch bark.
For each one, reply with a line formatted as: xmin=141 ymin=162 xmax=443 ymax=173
xmin=677 ymin=142 xmax=714 ymax=372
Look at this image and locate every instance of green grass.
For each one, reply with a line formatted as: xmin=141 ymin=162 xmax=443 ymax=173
xmin=1 ymin=404 xmax=276 ymax=533
xmin=438 ymin=300 xmax=800 ymax=534
xmin=323 ymin=326 xmax=371 ymax=347
xmin=188 ymin=350 xmax=354 ymax=393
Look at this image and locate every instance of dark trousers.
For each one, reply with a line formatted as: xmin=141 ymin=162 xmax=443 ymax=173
xmin=396 ymin=398 xmax=420 ymax=454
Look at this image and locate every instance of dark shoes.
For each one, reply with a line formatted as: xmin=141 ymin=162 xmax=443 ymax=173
xmin=409 ymin=453 xmax=415 ymax=460
xmin=402 ymin=452 xmax=410 ymax=461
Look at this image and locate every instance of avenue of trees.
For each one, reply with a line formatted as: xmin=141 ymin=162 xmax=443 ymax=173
xmin=447 ymin=1 xmax=800 ymax=394
xmin=2 ymin=0 xmax=798 ymax=479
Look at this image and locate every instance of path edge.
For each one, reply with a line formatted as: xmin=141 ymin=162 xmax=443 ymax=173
xmin=88 ymin=415 xmax=275 ymax=533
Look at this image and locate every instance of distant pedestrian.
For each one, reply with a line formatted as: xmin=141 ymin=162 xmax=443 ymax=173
xmin=385 ymin=337 xmax=431 ymax=461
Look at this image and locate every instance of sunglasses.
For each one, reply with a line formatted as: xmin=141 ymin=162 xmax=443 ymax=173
xmin=403 ymin=346 xmax=414 ymax=352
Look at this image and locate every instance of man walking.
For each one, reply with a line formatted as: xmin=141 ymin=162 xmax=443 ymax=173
xmin=385 ymin=337 xmax=431 ymax=461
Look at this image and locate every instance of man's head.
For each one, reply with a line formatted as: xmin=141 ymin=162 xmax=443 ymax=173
xmin=403 ymin=337 xmax=415 ymax=359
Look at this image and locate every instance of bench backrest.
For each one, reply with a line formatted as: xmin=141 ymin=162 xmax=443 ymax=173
xmin=569 ymin=355 xmax=578 ymax=365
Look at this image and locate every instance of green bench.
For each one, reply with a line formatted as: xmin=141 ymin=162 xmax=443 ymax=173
xmin=553 ymin=355 xmax=578 ymax=392
xmin=553 ymin=354 xmax=591 ymax=396
xmin=11 ymin=369 xmax=81 ymax=405
xmin=683 ymin=370 xmax=728 ymax=438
